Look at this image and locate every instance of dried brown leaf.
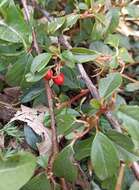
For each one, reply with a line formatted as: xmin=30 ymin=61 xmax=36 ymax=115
xmin=118 ymin=18 xmax=139 ymax=37
xmin=9 ymin=105 xmax=52 ymax=156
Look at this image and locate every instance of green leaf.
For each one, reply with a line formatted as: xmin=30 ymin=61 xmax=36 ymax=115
xmin=106 ymin=130 xmax=139 ymax=162
xmin=6 ymin=54 xmax=33 ymax=89
xmin=0 ymin=44 xmax=24 ymax=57
xmin=91 ymin=132 xmax=119 ymax=180
xmin=119 ymin=48 xmax=134 ymax=63
xmin=78 ymin=2 xmax=88 ymax=10
xmin=90 ymin=99 xmax=101 ymax=110
xmin=0 ymin=0 xmax=9 ymax=7
xmin=26 ymin=72 xmax=45 ymax=82
xmin=105 ymin=34 xmax=119 ymax=48
xmin=0 ymin=62 xmax=6 ymax=72
xmin=123 ymin=168 xmax=135 ymax=190
xmin=57 ymin=114 xmax=76 ymax=135
xmin=60 ymin=50 xmax=76 ymax=68
xmin=21 ymin=86 xmax=44 ymax=103
xmin=37 ymin=155 xmax=48 ymax=169
xmin=84 ymin=0 xmax=92 ymax=7
xmin=116 ymin=34 xmax=131 ymax=50
xmin=126 ymin=4 xmax=139 ymax=18
xmin=99 ymin=116 xmax=112 ymax=131
xmin=0 ymin=22 xmax=21 ymax=43
xmin=55 ymin=108 xmax=80 ymax=135
xmin=74 ymin=137 xmax=93 ymax=160
xmin=115 ymin=144 xmax=139 ymax=163
xmin=53 ymin=145 xmax=78 ymax=182
xmin=98 ymin=72 xmax=122 ymax=99
xmin=61 ymin=66 xmax=82 ymax=90
xmin=91 ymin=181 xmax=102 ymax=190
xmin=125 ymin=82 xmax=139 ymax=92
xmin=105 ymin=8 xmax=119 ymax=34
xmin=0 ymin=1 xmax=30 ymax=48
xmin=130 ymin=180 xmax=139 ymax=190
xmin=106 ymin=130 xmax=134 ymax=151
xmin=0 ymin=152 xmax=36 ymax=190
xmin=117 ymin=105 xmax=139 ymax=142
xmin=89 ymin=41 xmax=113 ymax=55
xmin=65 ymin=14 xmax=79 ymax=30
xmin=31 ymin=53 xmax=52 ymax=74
xmin=47 ymin=17 xmax=65 ymax=34
xmin=109 ymin=56 xmax=119 ymax=69
xmin=91 ymin=14 xmax=105 ymax=41
xmin=101 ymin=176 xmax=117 ymax=190
xmin=21 ymin=173 xmax=51 ymax=190
xmin=71 ymin=47 xmax=99 ymax=64
xmin=115 ymin=95 xmax=126 ymax=108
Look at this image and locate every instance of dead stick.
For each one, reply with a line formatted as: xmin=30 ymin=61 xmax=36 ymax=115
xmin=45 ymin=81 xmax=59 ymax=155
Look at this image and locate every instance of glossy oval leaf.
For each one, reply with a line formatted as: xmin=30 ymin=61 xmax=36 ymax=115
xmin=106 ymin=130 xmax=134 ymax=151
xmin=105 ymin=8 xmax=120 ymax=34
xmin=71 ymin=47 xmax=99 ymax=64
xmin=74 ymin=137 xmax=93 ymax=161
xmin=0 ymin=24 xmax=21 ymax=43
xmin=31 ymin=53 xmax=52 ymax=74
xmin=47 ymin=17 xmax=65 ymax=34
xmin=117 ymin=105 xmax=139 ymax=142
xmin=64 ymin=14 xmax=79 ymax=30
xmin=98 ymin=72 xmax=122 ymax=99
xmin=21 ymin=173 xmax=51 ymax=190
xmin=53 ymin=145 xmax=78 ymax=182
xmin=0 ymin=152 xmax=36 ymax=190
xmin=91 ymin=132 xmax=119 ymax=180
xmin=106 ymin=130 xmax=139 ymax=163
xmin=6 ymin=54 xmax=33 ymax=89
xmin=130 ymin=180 xmax=139 ymax=190
xmin=125 ymin=82 xmax=139 ymax=92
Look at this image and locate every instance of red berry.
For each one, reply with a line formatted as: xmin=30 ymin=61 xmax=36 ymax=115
xmin=53 ymin=73 xmax=64 ymax=86
xmin=44 ymin=70 xmax=53 ymax=80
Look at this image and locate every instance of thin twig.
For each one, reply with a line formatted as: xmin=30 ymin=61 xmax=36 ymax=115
xmin=32 ymin=29 xmax=41 ymax=54
xmin=115 ymin=163 xmax=126 ymax=190
xmin=121 ymin=73 xmax=138 ymax=83
xmin=58 ymin=89 xmax=90 ymax=108
xmin=45 ymin=81 xmax=60 ymax=188
xmin=124 ymin=62 xmax=139 ymax=69
xmin=21 ymin=0 xmax=30 ymax=21
xmin=45 ymin=81 xmax=59 ymax=155
xmin=104 ymin=111 xmax=122 ymax=133
xmin=60 ymin=178 xmax=69 ymax=190
xmin=70 ymin=89 xmax=90 ymax=105
xmin=77 ymin=64 xmax=100 ymax=99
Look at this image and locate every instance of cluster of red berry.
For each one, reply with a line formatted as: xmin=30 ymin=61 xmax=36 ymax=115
xmin=44 ymin=69 xmax=64 ymax=86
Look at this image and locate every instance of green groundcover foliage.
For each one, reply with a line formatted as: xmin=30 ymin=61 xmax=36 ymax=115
xmin=0 ymin=0 xmax=139 ymax=189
